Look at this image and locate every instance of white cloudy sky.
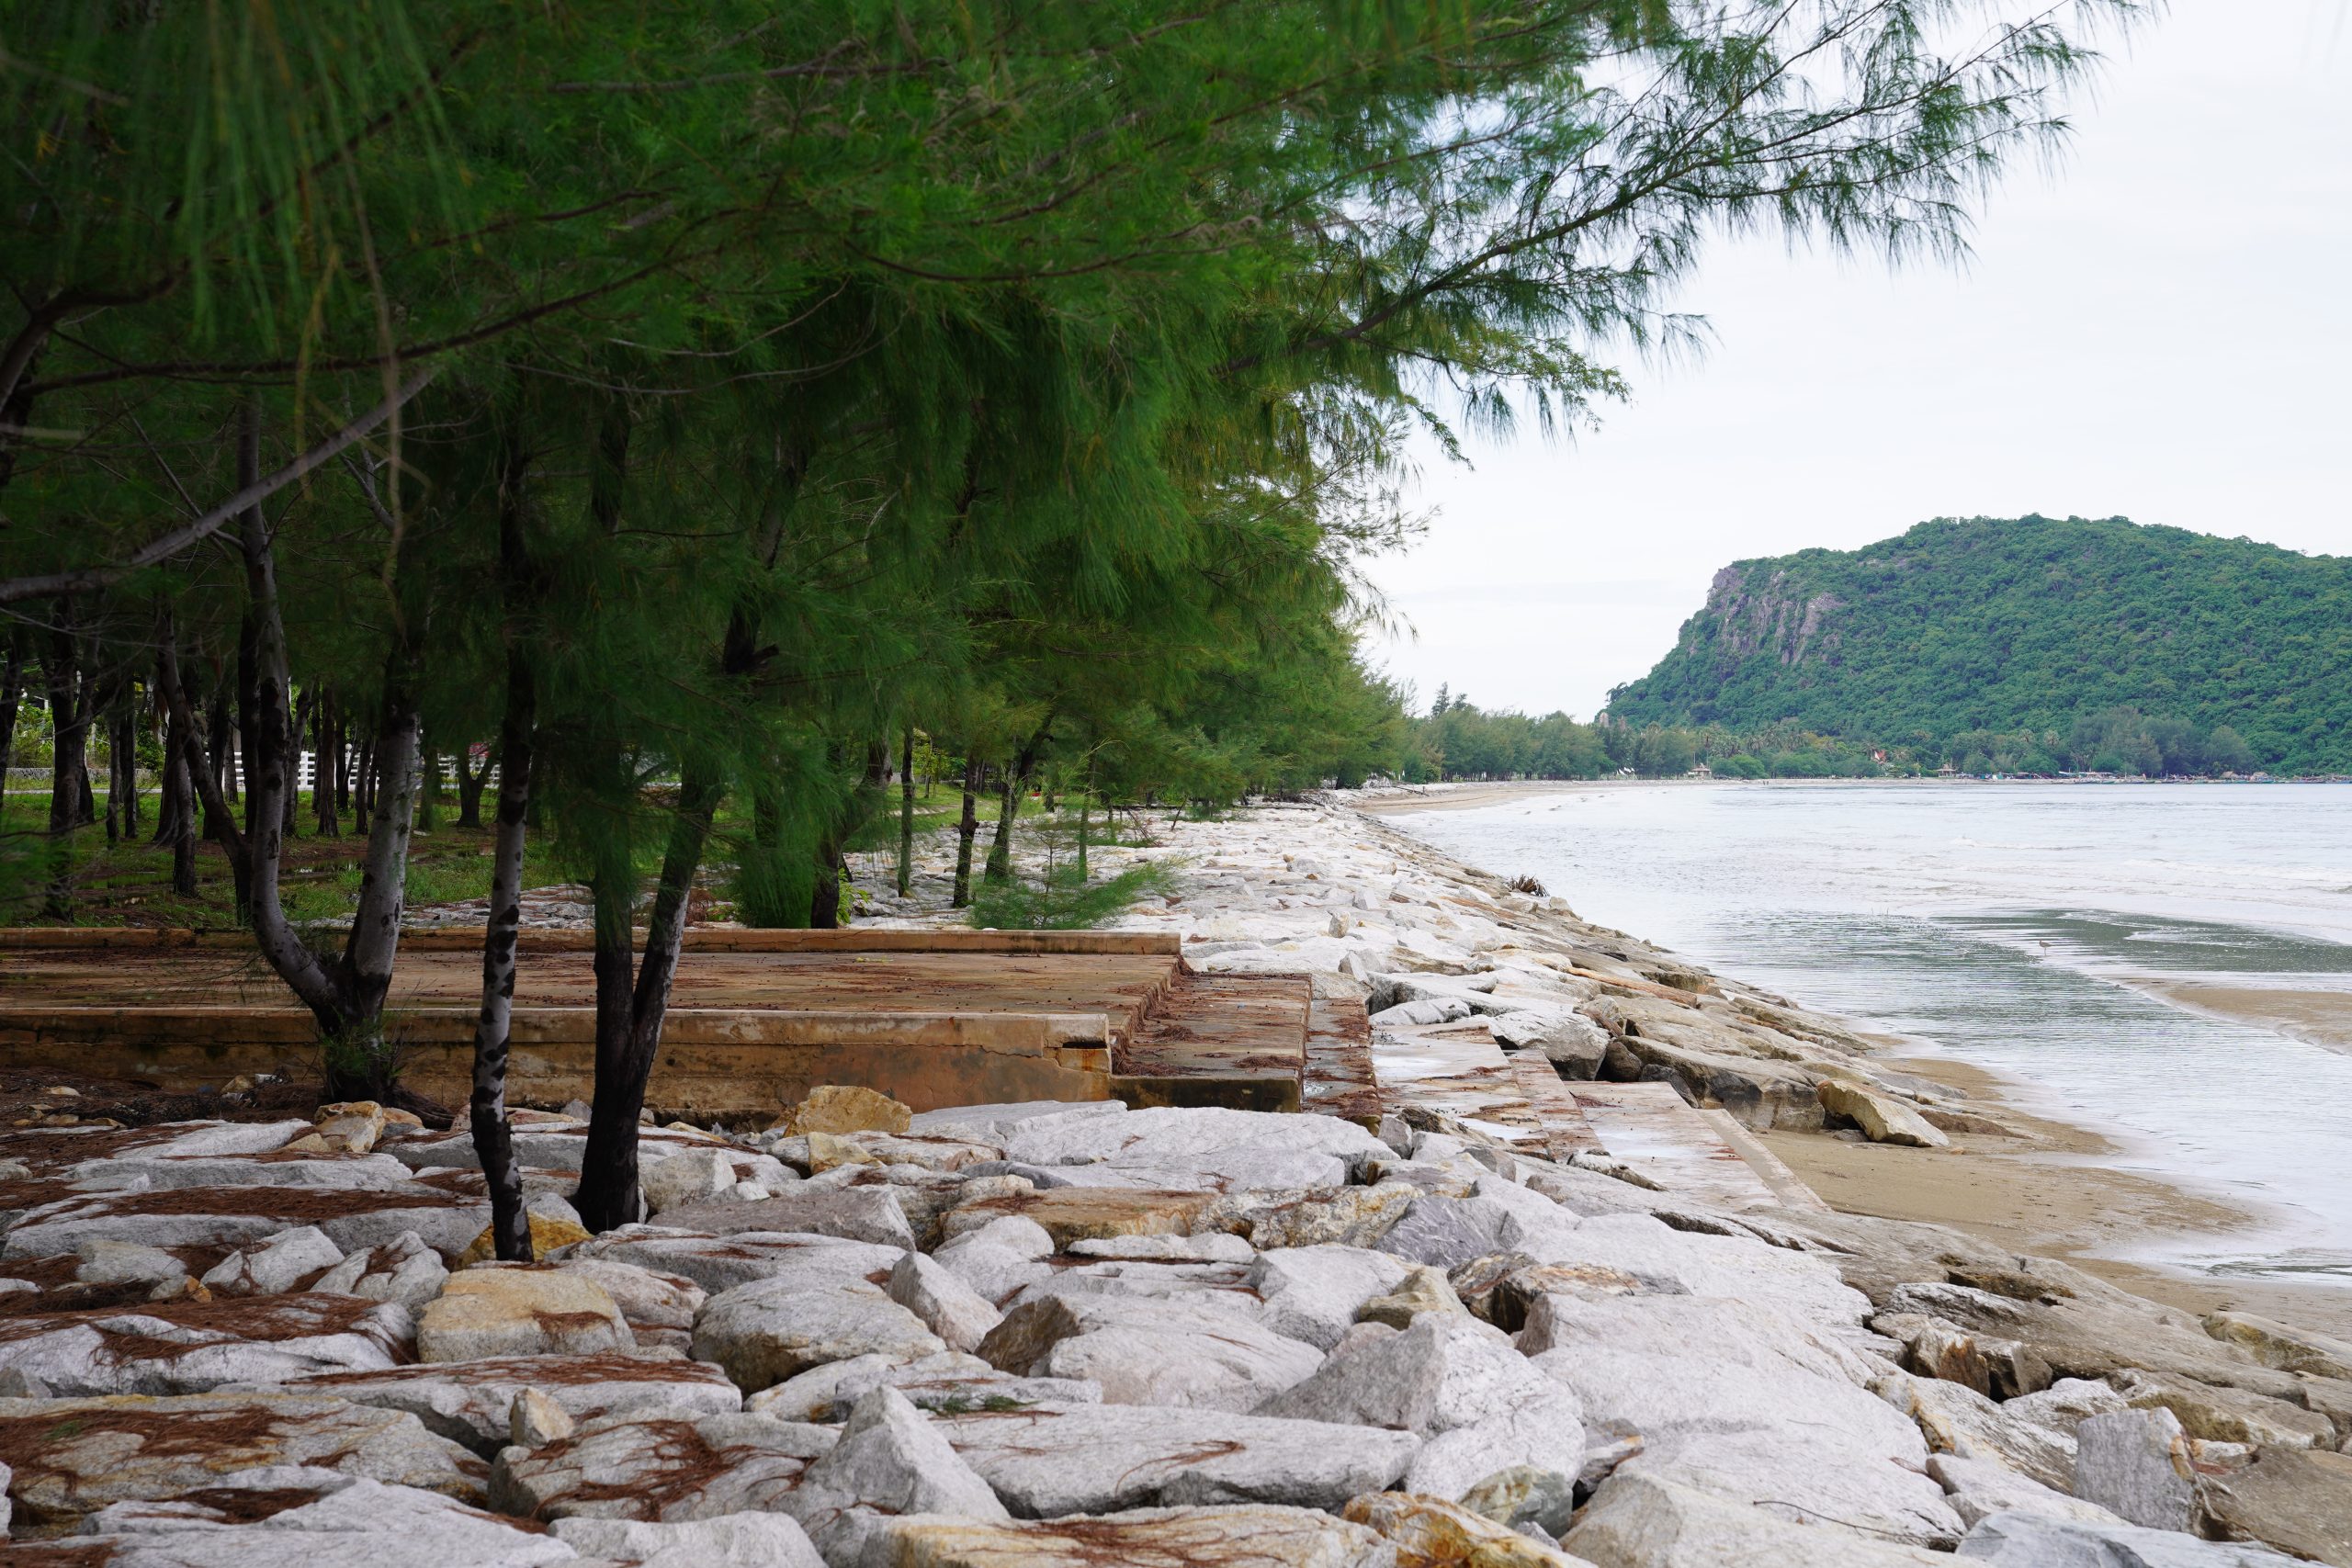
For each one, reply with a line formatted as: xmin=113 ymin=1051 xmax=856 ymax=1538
xmin=1361 ymin=0 xmax=2352 ymax=719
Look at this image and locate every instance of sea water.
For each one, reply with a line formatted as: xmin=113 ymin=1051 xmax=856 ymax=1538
xmin=1392 ymin=781 xmax=2352 ymax=1284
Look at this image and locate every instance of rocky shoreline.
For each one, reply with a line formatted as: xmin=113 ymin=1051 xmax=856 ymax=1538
xmin=1 ymin=799 xmax=2348 ymax=1564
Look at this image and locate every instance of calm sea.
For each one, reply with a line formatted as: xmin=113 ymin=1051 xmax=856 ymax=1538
xmin=1391 ymin=781 xmax=2352 ymax=1284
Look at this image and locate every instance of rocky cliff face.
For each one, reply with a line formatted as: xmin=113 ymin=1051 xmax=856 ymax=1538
xmin=1697 ymin=564 xmax=1845 ymax=668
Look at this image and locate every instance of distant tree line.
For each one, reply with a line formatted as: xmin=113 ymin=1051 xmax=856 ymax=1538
xmin=1400 ymin=693 xmax=2267 ymax=782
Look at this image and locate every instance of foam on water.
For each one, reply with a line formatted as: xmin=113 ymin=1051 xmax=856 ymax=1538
xmin=1393 ymin=781 xmax=2352 ymax=1285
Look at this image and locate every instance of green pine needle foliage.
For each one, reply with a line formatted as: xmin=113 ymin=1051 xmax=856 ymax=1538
xmin=966 ymin=860 xmax=1183 ymax=932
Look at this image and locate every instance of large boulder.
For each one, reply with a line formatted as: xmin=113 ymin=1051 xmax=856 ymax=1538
xmin=1817 ymin=1080 xmax=1950 ymax=1148
xmin=1255 ymin=1315 xmax=1585 ymax=1499
xmin=199 ymin=1225 xmax=345 ymax=1297
xmin=310 ymin=1230 xmax=449 ymax=1309
xmin=928 ymin=1402 xmax=1419 ymax=1515
xmin=888 ymin=1250 xmax=1002 ymax=1353
xmin=1249 ymin=1246 xmax=1417 ymax=1349
xmin=0 ymin=1393 xmax=486 ymax=1529
xmin=2 ymin=1185 xmax=492 ymax=1260
xmin=865 ymin=1506 xmax=1397 ymax=1568
xmin=417 ymin=1269 xmax=631 ymax=1362
xmin=653 ymin=1189 xmax=917 ymax=1251
xmin=2109 ymin=1367 xmax=2336 ymax=1450
xmin=1873 ymin=1371 xmax=2078 ymax=1491
xmin=785 ymin=1387 xmax=1007 ymax=1562
xmin=780 ymin=1086 xmax=913 ymax=1137
xmin=488 ymin=1410 xmax=836 ymax=1521
xmin=978 ymin=1292 xmax=1320 ymax=1413
xmin=940 ymin=1188 xmax=1216 ymax=1248
xmin=1342 ymin=1489 xmax=1589 ymax=1567
xmin=0 ymin=1292 xmax=412 ymax=1395
xmin=1882 ymin=1281 xmax=2297 ymax=1400
xmin=2201 ymin=1311 xmax=2352 ymax=1382
xmin=551 ymin=1512 xmax=824 ymax=1568
xmin=2195 ymin=1446 xmax=2352 ymax=1567
xmin=1955 ymin=1511 xmax=2300 ymax=1565
xmin=743 ymin=1349 xmax=1098 ymax=1422
xmin=246 ymin=1352 xmax=742 ymax=1454
xmin=692 ymin=1272 xmax=945 ymax=1393
xmin=66 ymin=1471 xmax=570 ymax=1568
xmin=2072 ymin=1408 xmax=2202 ymax=1532
xmin=1927 ymin=1453 xmax=2127 ymax=1530
xmin=568 ymin=1227 xmax=905 ymax=1295
xmin=1562 ymin=1472 xmax=1953 ymax=1567
xmin=1534 ymin=1339 xmax=1962 ymax=1546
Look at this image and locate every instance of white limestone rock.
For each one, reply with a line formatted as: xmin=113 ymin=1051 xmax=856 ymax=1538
xmin=929 ymin=1401 xmax=1421 ymax=1515
xmin=1928 ymin=1453 xmax=2128 ymax=1529
xmin=692 ymin=1273 xmax=945 ymax=1393
xmin=980 ymin=1292 xmax=1322 ymax=1413
xmin=0 ymin=1295 xmax=413 ymax=1395
xmin=2071 ymin=1407 xmax=2200 ymax=1532
xmin=490 ymin=1410 xmax=836 ymax=1521
xmin=1563 ymin=1472 xmax=1951 ymax=1567
xmin=68 ymin=1473 xmax=568 ymax=1568
xmin=743 ymin=1349 xmax=1099 ymax=1422
xmin=1955 ymin=1511 xmax=2300 ymax=1565
xmin=243 ymin=1352 xmax=743 ymax=1453
xmin=1246 ymin=1246 xmax=1415 ymax=1350
xmin=74 ymin=1240 xmax=189 ymax=1290
xmin=200 ymin=1225 xmax=344 ymax=1297
xmin=1253 ymin=1314 xmax=1581 ymax=1498
xmin=310 ymin=1230 xmax=449 ymax=1310
xmin=786 ymin=1386 xmax=1008 ymax=1562
xmin=639 ymin=1148 xmax=738 ymax=1214
xmin=551 ymin=1512 xmax=825 ymax=1568
xmin=888 ymin=1249 xmax=1002 ymax=1353
xmin=1875 ymin=1369 xmax=2077 ymax=1490
xmin=0 ymin=1393 xmax=486 ymax=1529
xmin=569 ymin=1226 xmax=905 ymax=1295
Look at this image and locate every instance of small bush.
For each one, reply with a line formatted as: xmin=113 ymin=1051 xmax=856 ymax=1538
xmin=1506 ymin=873 xmax=1546 ymax=896
xmin=967 ymin=858 xmax=1182 ymax=931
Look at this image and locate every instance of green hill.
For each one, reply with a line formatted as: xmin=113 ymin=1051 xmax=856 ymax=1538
xmin=1604 ymin=516 xmax=2352 ymax=774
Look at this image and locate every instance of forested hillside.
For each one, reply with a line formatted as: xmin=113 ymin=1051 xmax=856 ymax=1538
xmin=1605 ymin=517 xmax=2352 ymax=774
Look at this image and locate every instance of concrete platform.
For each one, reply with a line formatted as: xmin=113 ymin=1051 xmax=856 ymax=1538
xmin=0 ymin=930 xmax=1357 ymax=1121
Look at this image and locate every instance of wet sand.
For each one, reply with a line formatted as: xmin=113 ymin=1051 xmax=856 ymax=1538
xmin=1760 ymin=1054 xmax=2352 ymax=1340
xmin=2134 ymin=978 xmax=2352 ymax=1055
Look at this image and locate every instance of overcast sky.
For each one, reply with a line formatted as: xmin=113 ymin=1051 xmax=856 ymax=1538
xmin=1362 ymin=0 xmax=2352 ymax=720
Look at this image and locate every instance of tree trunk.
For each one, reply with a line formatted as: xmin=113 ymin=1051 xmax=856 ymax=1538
xmin=574 ymin=770 xmax=720 ymax=1233
xmin=314 ymin=693 xmax=342 ymax=836
xmin=473 ymin=675 xmax=537 ymax=1260
xmin=167 ymin=726 xmax=198 ymax=896
xmin=282 ymin=688 xmax=303 ymax=839
xmin=952 ymin=760 xmax=981 ymax=907
xmin=983 ymin=771 xmax=1018 ymax=885
xmin=983 ymin=716 xmax=1054 ymax=886
xmin=417 ymin=741 xmax=440 ymax=832
xmin=160 ymin=404 xmax=424 ymax=1105
xmin=473 ymin=433 xmax=541 ymax=1261
xmin=42 ymin=607 xmax=92 ymax=918
xmin=896 ymin=728 xmax=916 ymax=898
xmin=456 ymin=746 xmax=489 ymax=828
xmin=353 ymin=736 xmax=376 ymax=835
xmin=0 ymin=625 xmax=24 ymax=828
